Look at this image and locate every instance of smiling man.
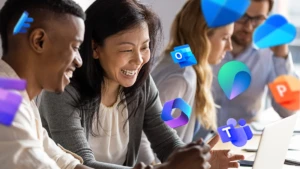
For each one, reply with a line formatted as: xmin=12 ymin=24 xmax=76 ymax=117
xmin=211 ymin=0 xmax=298 ymax=127
xmin=0 ymin=0 xmax=93 ymax=168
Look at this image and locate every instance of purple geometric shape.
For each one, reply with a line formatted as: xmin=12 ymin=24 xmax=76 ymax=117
xmin=231 ymin=127 xmax=249 ymax=147
xmin=0 ymin=89 xmax=23 ymax=126
xmin=227 ymin=118 xmax=237 ymax=126
xmin=0 ymin=78 xmax=27 ymax=90
xmin=161 ymin=98 xmax=192 ymax=128
xmin=217 ymin=124 xmax=238 ymax=143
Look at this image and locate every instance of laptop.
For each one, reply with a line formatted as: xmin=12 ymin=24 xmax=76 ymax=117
xmin=240 ymin=114 xmax=299 ymax=169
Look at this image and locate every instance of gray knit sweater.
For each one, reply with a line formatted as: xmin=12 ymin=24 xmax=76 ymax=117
xmin=38 ymin=75 xmax=184 ymax=169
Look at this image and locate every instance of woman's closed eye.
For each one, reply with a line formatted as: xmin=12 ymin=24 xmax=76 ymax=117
xmin=141 ymin=46 xmax=149 ymax=51
xmin=120 ymin=49 xmax=133 ymax=52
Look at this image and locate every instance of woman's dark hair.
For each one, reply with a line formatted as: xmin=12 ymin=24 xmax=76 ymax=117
xmin=69 ymin=0 xmax=162 ymax=136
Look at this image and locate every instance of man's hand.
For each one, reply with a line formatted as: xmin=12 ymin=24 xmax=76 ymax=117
xmin=158 ymin=139 xmax=211 ymax=169
xmin=270 ymin=44 xmax=289 ymax=58
xmin=134 ymin=163 xmax=153 ymax=169
xmin=208 ymin=135 xmax=245 ymax=169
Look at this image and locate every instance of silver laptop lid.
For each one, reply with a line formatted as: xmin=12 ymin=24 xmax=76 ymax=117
xmin=253 ymin=114 xmax=298 ymax=169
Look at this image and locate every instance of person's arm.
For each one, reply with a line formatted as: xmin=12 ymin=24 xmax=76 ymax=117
xmin=0 ymin=100 xmax=65 ymax=169
xmin=267 ymin=48 xmax=298 ymax=117
xmin=143 ymin=75 xmax=185 ymax=163
xmin=136 ymin=132 xmax=156 ymax=165
xmin=137 ymin=74 xmax=193 ymax=164
xmin=156 ymin=75 xmax=195 ymax=143
xmin=39 ymin=88 xmax=132 ymax=169
xmin=74 ymin=164 xmax=94 ymax=169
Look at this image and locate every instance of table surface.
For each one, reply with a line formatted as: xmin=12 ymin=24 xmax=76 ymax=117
xmin=213 ymin=108 xmax=300 ymax=169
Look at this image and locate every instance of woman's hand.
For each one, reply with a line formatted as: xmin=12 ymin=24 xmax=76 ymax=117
xmin=208 ymin=135 xmax=245 ymax=169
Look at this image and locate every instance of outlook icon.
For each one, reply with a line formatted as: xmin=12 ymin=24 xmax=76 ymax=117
xmin=170 ymin=44 xmax=197 ymax=68
xmin=218 ymin=118 xmax=253 ymax=147
xmin=161 ymin=98 xmax=192 ymax=128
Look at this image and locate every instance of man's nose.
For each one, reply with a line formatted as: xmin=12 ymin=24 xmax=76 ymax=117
xmin=244 ymin=20 xmax=254 ymax=32
xmin=74 ymin=54 xmax=83 ymax=68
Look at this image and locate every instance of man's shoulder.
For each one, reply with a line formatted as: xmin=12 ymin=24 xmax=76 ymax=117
xmin=255 ymin=48 xmax=273 ymax=57
xmin=0 ymin=98 xmax=36 ymax=139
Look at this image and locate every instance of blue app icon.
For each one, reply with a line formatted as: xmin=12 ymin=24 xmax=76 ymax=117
xmin=161 ymin=98 xmax=192 ymax=128
xmin=170 ymin=44 xmax=197 ymax=68
xmin=202 ymin=0 xmax=250 ymax=28
xmin=217 ymin=118 xmax=253 ymax=147
xmin=13 ymin=11 xmax=34 ymax=35
xmin=253 ymin=14 xmax=297 ymax=49
xmin=218 ymin=61 xmax=252 ymax=100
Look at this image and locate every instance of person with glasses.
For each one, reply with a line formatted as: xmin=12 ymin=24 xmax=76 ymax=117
xmin=209 ymin=0 xmax=298 ymax=129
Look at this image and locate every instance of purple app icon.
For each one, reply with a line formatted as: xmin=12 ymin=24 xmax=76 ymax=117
xmin=0 ymin=78 xmax=27 ymax=126
xmin=217 ymin=118 xmax=253 ymax=147
xmin=161 ymin=98 xmax=192 ymax=128
xmin=0 ymin=78 xmax=27 ymax=90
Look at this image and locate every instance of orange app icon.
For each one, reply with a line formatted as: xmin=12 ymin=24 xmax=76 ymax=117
xmin=268 ymin=75 xmax=300 ymax=111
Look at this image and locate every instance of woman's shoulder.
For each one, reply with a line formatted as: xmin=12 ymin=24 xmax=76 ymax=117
xmin=39 ymin=84 xmax=80 ymax=107
xmin=151 ymin=55 xmax=197 ymax=85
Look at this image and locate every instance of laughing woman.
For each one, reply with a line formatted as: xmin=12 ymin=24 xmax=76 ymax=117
xmin=38 ymin=0 xmax=243 ymax=169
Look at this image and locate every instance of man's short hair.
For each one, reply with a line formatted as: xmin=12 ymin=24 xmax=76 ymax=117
xmin=0 ymin=0 xmax=86 ymax=55
xmin=253 ymin=0 xmax=274 ymax=13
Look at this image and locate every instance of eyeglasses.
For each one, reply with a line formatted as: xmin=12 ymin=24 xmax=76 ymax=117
xmin=236 ymin=13 xmax=266 ymax=27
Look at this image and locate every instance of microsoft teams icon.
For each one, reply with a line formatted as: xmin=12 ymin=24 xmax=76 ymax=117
xmin=218 ymin=118 xmax=253 ymax=147
xmin=170 ymin=44 xmax=197 ymax=68
xmin=13 ymin=11 xmax=34 ymax=35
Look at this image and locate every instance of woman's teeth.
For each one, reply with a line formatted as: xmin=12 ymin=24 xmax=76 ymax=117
xmin=121 ymin=69 xmax=137 ymax=76
xmin=65 ymin=71 xmax=73 ymax=78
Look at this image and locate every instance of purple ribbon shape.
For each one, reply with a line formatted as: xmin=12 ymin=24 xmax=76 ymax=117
xmin=0 ymin=88 xmax=23 ymax=126
xmin=161 ymin=98 xmax=192 ymax=128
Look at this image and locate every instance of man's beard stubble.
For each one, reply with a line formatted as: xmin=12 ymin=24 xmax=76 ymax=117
xmin=231 ymin=32 xmax=252 ymax=48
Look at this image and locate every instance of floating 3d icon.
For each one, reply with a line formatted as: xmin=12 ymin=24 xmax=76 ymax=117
xmin=13 ymin=11 xmax=34 ymax=35
xmin=0 ymin=78 xmax=27 ymax=126
xmin=201 ymin=0 xmax=250 ymax=28
xmin=161 ymin=98 xmax=192 ymax=128
xmin=253 ymin=14 xmax=297 ymax=49
xmin=218 ymin=118 xmax=253 ymax=147
xmin=218 ymin=61 xmax=251 ymax=100
xmin=170 ymin=44 xmax=197 ymax=68
xmin=268 ymin=75 xmax=300 ymax=111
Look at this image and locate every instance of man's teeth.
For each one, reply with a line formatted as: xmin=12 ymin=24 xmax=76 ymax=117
xmin=65 ymin=71 xmax=73 ymax=78
xmin=121 ymin=69 xmax=137 ymax=76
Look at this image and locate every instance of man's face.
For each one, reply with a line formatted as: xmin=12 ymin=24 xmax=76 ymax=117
xmin=232 ymin=0 xmax=269 ymax=47
xmin=36 ymin=15 xmax=85 ymax=93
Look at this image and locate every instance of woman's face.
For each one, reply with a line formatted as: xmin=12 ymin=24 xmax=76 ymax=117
xmin=208 ymin=23 xmax=234 ymax=65
xmin=94 ymin=22 xmax=150 ymax=88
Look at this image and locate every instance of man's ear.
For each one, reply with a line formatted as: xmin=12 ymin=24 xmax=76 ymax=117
xmin=29 ymin=28 xmax=47 ymax=53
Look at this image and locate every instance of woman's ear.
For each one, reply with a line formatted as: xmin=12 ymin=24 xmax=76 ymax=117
xmin=92 ymin=40 xmax=99 ymax=59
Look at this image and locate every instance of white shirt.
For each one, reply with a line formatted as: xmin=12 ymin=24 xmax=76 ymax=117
xmin=211 ymin=46 xmax=297 ymax=127
xmin=0 ymin=59 xmax=81 ymax=169
xmin=88 ymin=92 xmax=129 ymax=165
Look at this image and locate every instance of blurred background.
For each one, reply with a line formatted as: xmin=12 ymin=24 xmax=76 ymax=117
xmin=0 ymin=0 xmax=298 ymax=74
xmin=0 ymin=0 xmax=298 ymax=108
